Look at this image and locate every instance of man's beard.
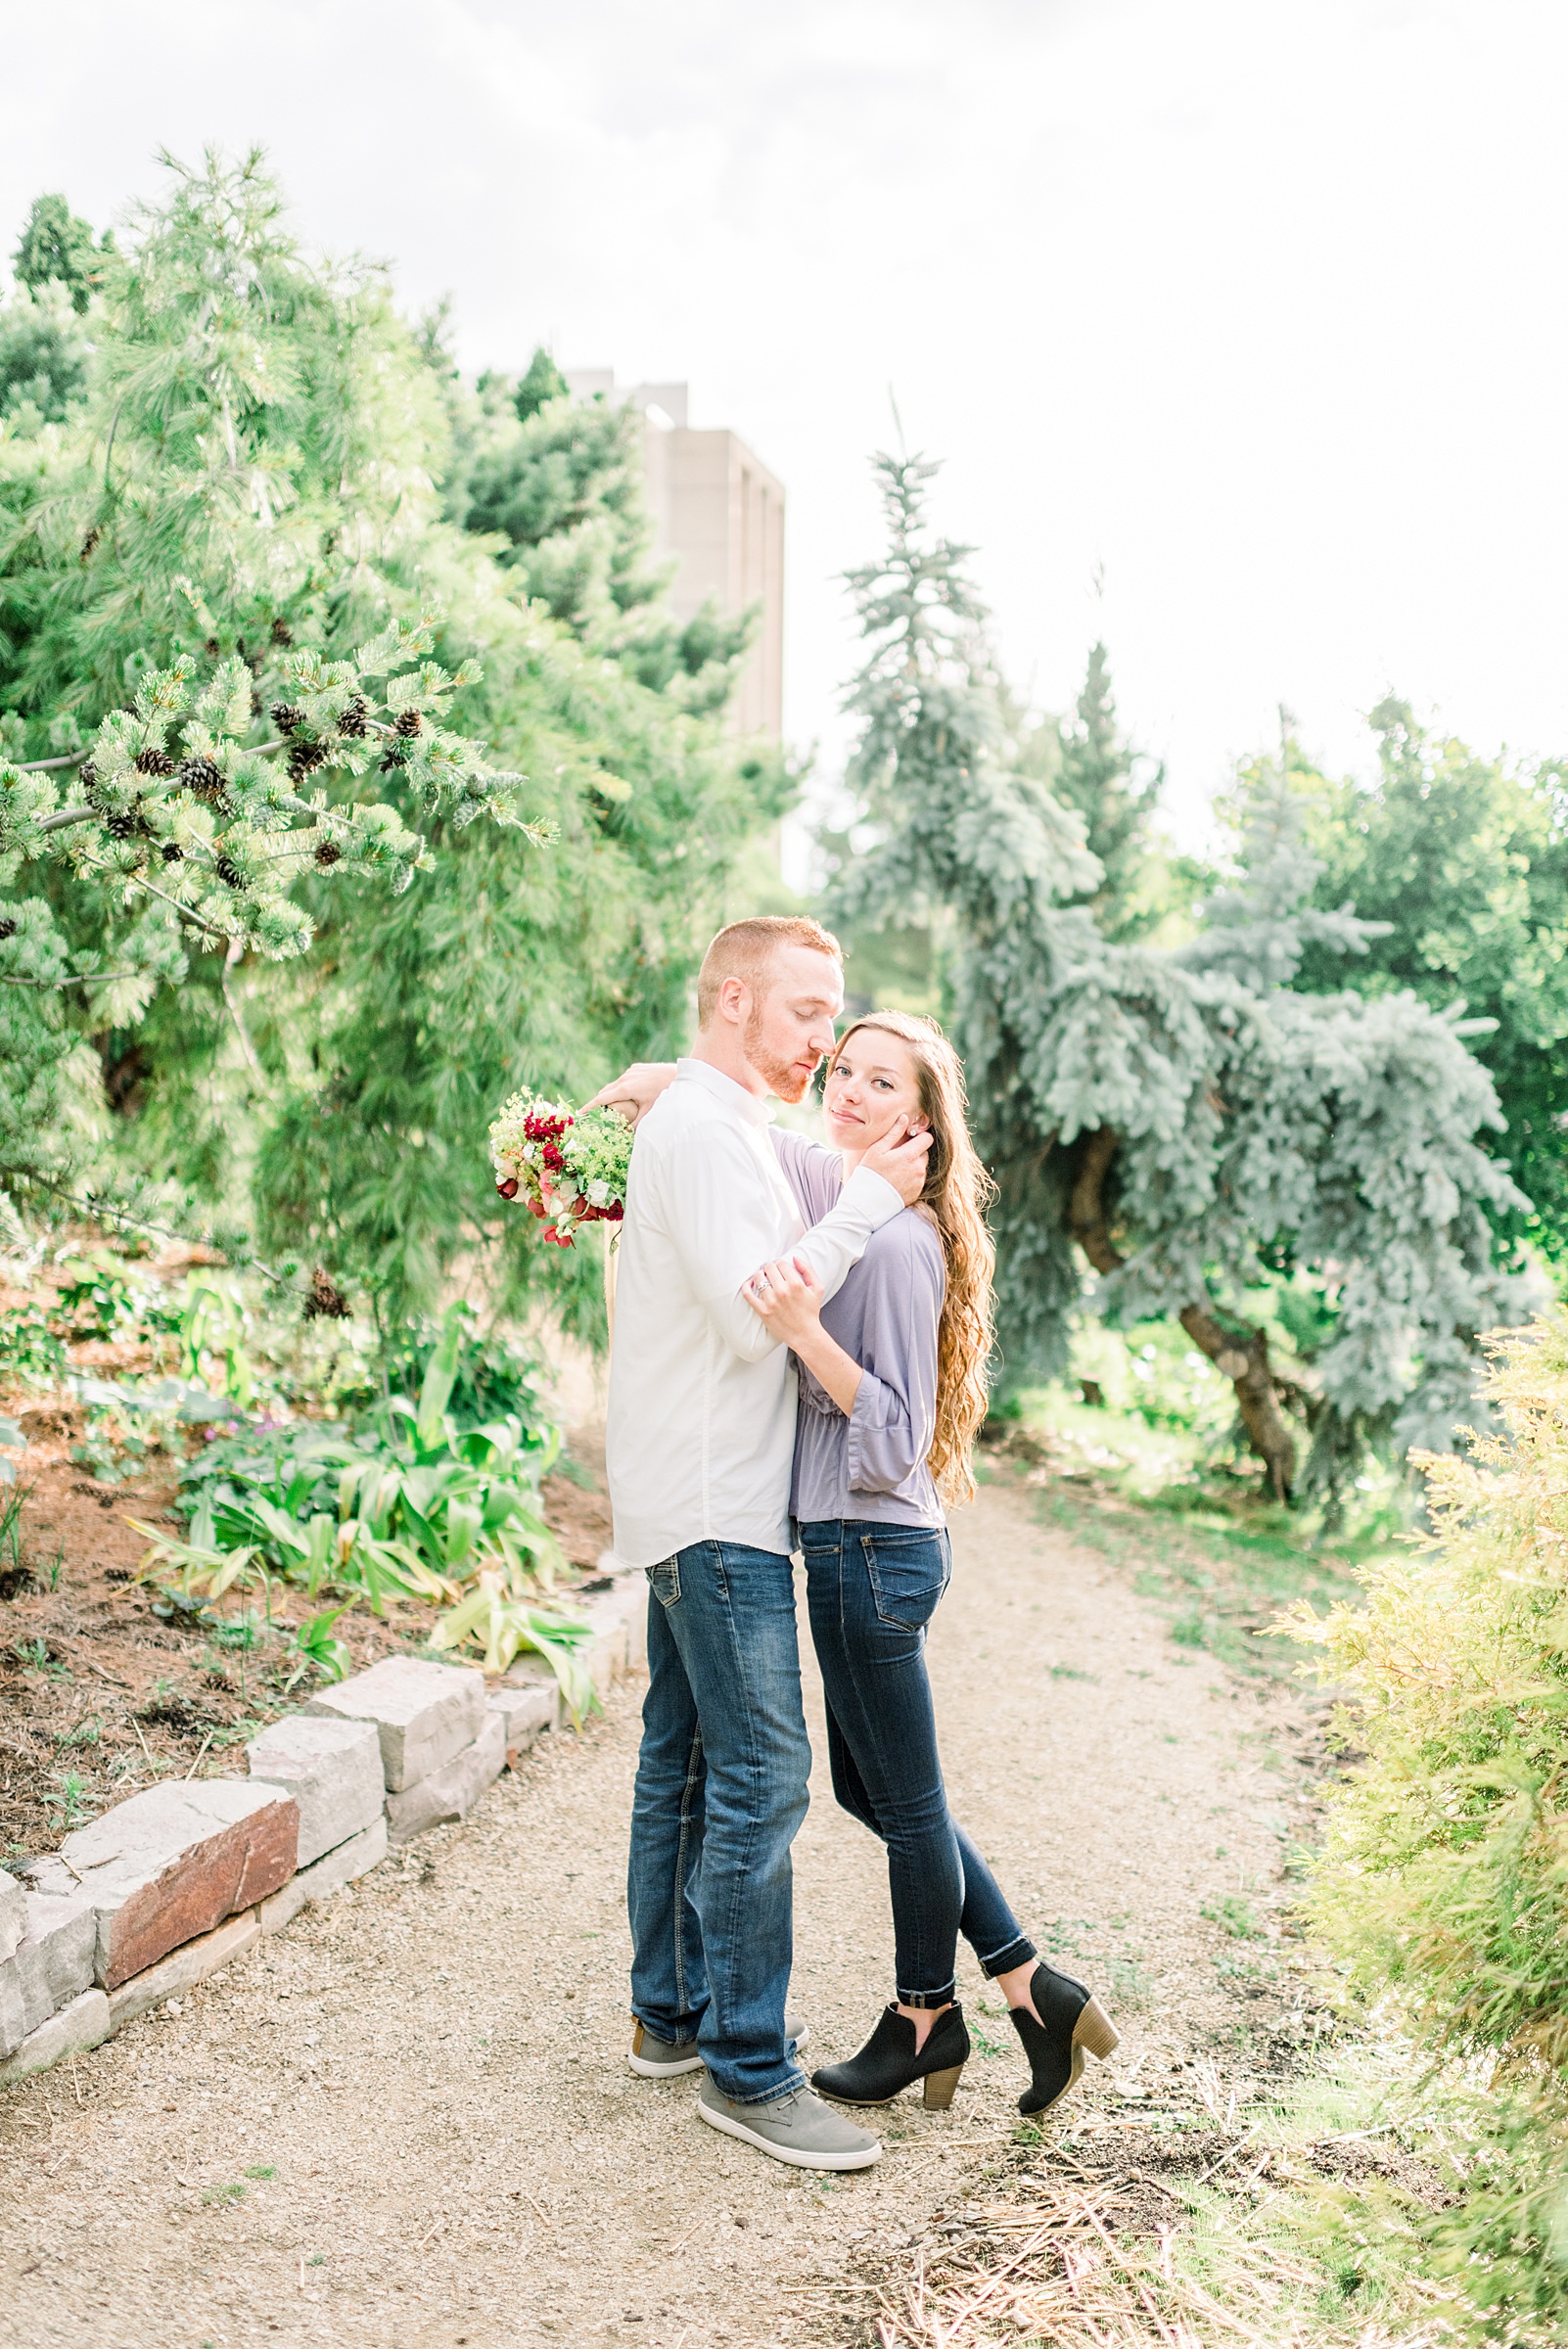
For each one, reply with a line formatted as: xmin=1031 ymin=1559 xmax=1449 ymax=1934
xmin=744 ymin=1007 xmax=817 ymax=1104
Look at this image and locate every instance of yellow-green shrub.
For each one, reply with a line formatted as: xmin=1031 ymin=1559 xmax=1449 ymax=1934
xmin=1287 ymin=1318 xmax=1568 ymax=2067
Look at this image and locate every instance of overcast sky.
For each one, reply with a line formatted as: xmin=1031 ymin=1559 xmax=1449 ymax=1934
xmin=5 ymin=0 xmax=1565 ymax=850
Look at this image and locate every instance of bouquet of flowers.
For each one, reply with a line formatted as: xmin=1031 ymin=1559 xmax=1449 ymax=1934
xmin=489 ymin=1089 xmax=633 ymax=1247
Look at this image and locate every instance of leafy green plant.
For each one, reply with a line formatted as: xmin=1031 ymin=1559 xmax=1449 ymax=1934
xmin=0 ymin=1301 xmax=65 ymax=1380
xmin=132 ymin=1304 xmax=592 ymax=1711
xmin=1200 ymin=1895 xmax=1263 ymax=1940
xmin=0 ymin=1474 xmax=28 ymax=1568
xmin=176 ymin=1269 xmax=253 ymax=1406
xmin=13 ymin=1635 xmax=68 ymax=1677
xmin=69 ymin=1405 xmax=150 ymax=1484
xmin=281 ymin=1607 xmax=350 ymax=1691
xmin=44 ymin=1770 xmax=93 ymax=1826
xmin=374 ymin=1304 xmax=545 ymax=1432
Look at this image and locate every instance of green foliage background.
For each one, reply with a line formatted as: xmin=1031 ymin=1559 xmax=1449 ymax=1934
xmin=0 ymin=155 xmax=787 ymax=1333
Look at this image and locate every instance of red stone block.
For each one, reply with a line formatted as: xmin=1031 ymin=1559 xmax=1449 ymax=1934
xmin=24 ymin=1781 xmax=299 ymax=1990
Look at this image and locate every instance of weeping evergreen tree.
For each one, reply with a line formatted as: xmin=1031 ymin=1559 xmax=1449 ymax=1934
xmin=0 ymin=153 xmax=785 ymax=1328
xmin=829 ymin=454 xmax=1538 ymax=1502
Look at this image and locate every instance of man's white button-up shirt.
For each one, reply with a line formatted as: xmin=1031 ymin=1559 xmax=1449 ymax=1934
xmin=605 ymin=1058 xmax=902 ymax=1568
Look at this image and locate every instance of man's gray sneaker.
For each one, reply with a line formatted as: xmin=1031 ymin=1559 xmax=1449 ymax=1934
xmin=628 ymin=2013 xmax=808 ymax=2079
xmin=696 ymin=2073 xmax=881 ymax=2171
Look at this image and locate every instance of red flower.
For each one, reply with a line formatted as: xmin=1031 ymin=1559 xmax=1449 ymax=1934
xmin=496 ymin=1176 xmax=520 ymax=1200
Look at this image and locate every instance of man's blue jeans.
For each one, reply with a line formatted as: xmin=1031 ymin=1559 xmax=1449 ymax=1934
xmin=627 ymin=1541 xmax=810 ymax=2105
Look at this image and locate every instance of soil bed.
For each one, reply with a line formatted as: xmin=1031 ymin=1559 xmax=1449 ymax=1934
xmin=0 ymin=1262 xmax=614 ymax=1863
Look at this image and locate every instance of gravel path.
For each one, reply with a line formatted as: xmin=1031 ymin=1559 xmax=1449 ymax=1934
xmin=0 ymin=1471 xmax=1321 ymax=2349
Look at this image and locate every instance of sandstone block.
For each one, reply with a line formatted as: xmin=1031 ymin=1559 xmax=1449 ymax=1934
xmin=607 ymin=1570 xmax=649 ymax=1674
xmin=580 ymin=1595 xmax=630 ymax=1699
xmin=305 ymin=1656 xmax=485 ymax=1791
xmin=0 ymin=1988 xmax=110 ymax=2086
xmin=10 ymin=1891 xmax=96 ymax=2036
xmin=246 ymin=1715 xmax=385 ymax=1867
xmin=106 ymin=1907 xmax=260 ymax=2032
xmin=488 ymin=1681 xmax=559 ymax=1766
xmin=0 ymin=1867 xmax=25 ymax=1963
xmin=385 ymin=1710 xmax=505 ymax=1844
xmin=23 ymin=1780 xmax=298 ymax=1991
xmin=0 ymin=1963 xmax=23 ymax=2060
xmin=259 ymin=1814 xmax=388 ymax=1934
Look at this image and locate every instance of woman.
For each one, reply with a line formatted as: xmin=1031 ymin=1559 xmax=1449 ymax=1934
xmin=740 ymin=1011 xmax=1118 ymax=2116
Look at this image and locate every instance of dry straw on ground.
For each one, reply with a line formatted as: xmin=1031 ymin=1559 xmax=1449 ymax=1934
xmin=871 ymin=2152 xmax=1456 ymax=2349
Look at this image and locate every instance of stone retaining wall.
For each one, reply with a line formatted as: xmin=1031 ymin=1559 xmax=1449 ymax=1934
xmin=0 ymin=1565 xmax=647 ymax=2089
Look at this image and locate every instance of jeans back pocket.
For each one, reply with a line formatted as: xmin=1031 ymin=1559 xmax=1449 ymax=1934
xmin=859 ymin=1527 xmax=950 ymax=1633
xmin=647 ymin=1556 xmax=681 ymax=1609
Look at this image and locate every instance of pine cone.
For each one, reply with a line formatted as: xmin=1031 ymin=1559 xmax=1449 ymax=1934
xmin=107 ymin=812 xmax=138 ymax=841
xmin=161 ymin=843 xmax=183 ymax=864
xmin=336 ymin=697 xmax=368 ymax=739
xmin=79 ymin=527 xmax=100 ymax=564
xmin=214 ymin=855 xmax=246 ymax=891
xmin=205 ymin=637 xmax=221 ymax=657
xmin=0 ymin=918 xmax=17 ymax=942
xmin=394 ymin=709 xmax=423 ymax=739
xmin=77 ymin=762 xmax=97 ymax=792
xmin=379 ymin=748 xmax=405 ymax=774
xmin=270 ymin=619 xmax=294 ymax=648
xmin=314 ymin=839 xmax=343 ymax=867
xmin=271 ymin=704 xmax=304 ymax=735
xmin=302 ymin=1266 xmax=350 ymax=1321
xmin=178 ymin=756 xmax=226 ymax=805
xmin=288 ymin=739 xmax=327 ymax=784
xmin=134 ymin=748 xmax=175 ymax=778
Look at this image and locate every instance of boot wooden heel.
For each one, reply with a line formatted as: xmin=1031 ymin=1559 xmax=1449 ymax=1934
xmin=1073 ymin=1997 xmax=1119 ymax=2061
xmin=922 ymin=2063 xmax=965 ymax=2111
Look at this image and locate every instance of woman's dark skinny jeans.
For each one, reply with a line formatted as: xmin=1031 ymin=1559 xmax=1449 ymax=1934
xmin=799 ymin=1518 xmax=1036 ymax=2007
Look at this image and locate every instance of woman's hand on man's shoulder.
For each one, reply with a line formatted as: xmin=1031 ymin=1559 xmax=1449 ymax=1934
xmin=582 ymin=1062 xmax=677 ymax=1128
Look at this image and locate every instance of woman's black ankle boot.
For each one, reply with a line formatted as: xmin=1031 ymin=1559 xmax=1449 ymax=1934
xmin=1007 ymin=1962 xmax=1119 ymax=2117
xmin=812 ymin=2002 xmax=970 ymax=2110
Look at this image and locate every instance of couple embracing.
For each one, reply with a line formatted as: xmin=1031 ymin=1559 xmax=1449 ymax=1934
xmin=597 ymin=917 xmax=1117 ymax=2173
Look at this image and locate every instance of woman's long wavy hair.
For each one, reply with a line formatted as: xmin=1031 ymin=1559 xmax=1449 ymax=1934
xmin=827 ymin=1012 xmax=996 ymax=1505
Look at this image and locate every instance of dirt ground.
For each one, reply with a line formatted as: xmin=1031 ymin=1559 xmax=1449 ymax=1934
xmin=0 ymin=1465 xmax=1326 ymax=2349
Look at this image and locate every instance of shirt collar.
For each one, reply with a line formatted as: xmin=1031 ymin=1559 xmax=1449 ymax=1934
xmin=674 ymin=1056 xmax=776 ymax=1127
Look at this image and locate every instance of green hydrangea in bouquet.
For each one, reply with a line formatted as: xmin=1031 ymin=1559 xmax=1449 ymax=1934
xmin=490 ymin=1090 xmax=632 ymax=1247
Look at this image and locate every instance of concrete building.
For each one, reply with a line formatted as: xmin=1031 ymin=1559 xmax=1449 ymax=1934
xmin=564 ymin=372 xmax=784 ymax=739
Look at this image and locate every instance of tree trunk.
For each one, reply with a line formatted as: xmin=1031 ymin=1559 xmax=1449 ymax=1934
xmin=1067 ymin=1127 xmax=1297 ymax=1503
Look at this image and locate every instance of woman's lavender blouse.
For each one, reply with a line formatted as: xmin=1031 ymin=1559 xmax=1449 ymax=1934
xmin=770 ymin=1128 xmax=945 ymax=1529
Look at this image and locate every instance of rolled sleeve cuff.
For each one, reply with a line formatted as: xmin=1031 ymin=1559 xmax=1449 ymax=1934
xmin=845 ymin=1371 xmax=919 ymax=1495
xmin=841 ymin=1166 xmax=903 ymax=1228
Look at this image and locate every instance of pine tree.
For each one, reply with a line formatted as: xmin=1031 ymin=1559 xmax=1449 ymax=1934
xmin=12 ymin=193 xmax=115 ymax=314
xmin=0 ymin=155 xmax=784 ymax=1335
xmin=0 ymin=282 xmax=90 ymax=424
xmin=513 ymin=345 xmax=568 ymax=421
xmin=1048 ymin=642 xmax=1164 ymax=937
xmin=831 ymin=454 xmax=1538 ymax=1503
xmin=1296 ymin=700 xmax=1568 ymax=1263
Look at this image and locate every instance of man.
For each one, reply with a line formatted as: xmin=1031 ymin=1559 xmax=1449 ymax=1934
xmin=603 ymin=916 xmax=931 ymax=2171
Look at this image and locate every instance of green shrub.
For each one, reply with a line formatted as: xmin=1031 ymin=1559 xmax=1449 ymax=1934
xmin=1287 ymin=1319 xmax=1568 ymax=2064
xmin=1282 ymin=1318 xmax=1568 ymax=2330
